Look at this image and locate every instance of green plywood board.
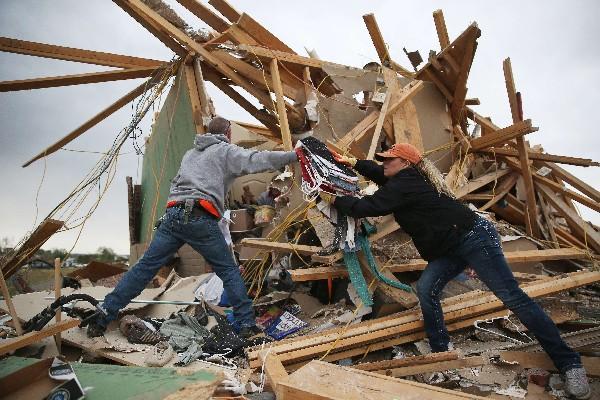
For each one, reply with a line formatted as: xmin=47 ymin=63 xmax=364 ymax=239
xmin=0 ymin=357 xmax=221 ymax=400
xmin=139 ymin=68 xmax=197 ymax=243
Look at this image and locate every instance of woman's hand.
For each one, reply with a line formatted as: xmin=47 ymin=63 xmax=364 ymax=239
xmin=319 ymin=191 xmax=336 ymax=204
xmin=330 ymin=149 xmax=357 ymax=167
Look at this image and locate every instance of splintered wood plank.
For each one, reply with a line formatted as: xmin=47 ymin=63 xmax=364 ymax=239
xmin=259 ymin=351 xmax=288 ymax=397
xmin=270 ymin=59 xmax=293 ymax=151
xmin=537 ymin=193 xmax=560 ymax=248
xmin=175 ymin=0 xmax=229 ymax=32
xmin=184 ymin=64 xmax=205 ymax=134
xmin=1 ymin=219 xmax=64 ymax=278
xmin=545 ymin=162 xmax=600 ymax=203
xmin=0 ymin=319 xmax=80 ymax=356
xmin=366 ymin=68 xmax=398 ymax=160
xmin=432 ymin=10 xmax=450 ymax=49
xmin=23 ymin=72 xmax=167 ymax=167
xmin=500 ymin=351 xmax=600 ymax=377
xmin=0 ymin=67 xmax=158 ymax=92
xmin=385 ymin=356 xmax=487 ymax=378
xmin=208 ymin=0 xmax=241 ymax=23
xmin=502 ymin=157 xmax=600 ymax=213
xmin=503 ymin=58 xmax=539 ymax=237
xmin=537 ymin=183 xmax=600 ymax=253
xmin=0 ymin=36 xmax=165 ymax=68
xmin=480 ymin=172 xmax=519 ymax=211
xmin=450 ymin=28 xmax=477 ymax=121
xmin=0 ymin=269 xmax=23 ymax=335
xmin=250 ymin=271 xmax=600 ymax=367
xmin=354 ymin=351 xmax=459 ymax=372
xmin=469 ymin=119 xmax=537 ymax=150
xmin=453 ymin=168 xmax=511 ymax=198
xmin=280 ymin=360 xmax=487 ymax=400
xmin=478 ymin=148 xmax=599 ymax=167
xmin=292 ymin=248 xmax=589 ymax=281
xmin=123 ymin=0 xmax=279 ymax=115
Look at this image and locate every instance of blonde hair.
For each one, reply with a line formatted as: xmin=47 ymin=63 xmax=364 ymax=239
xmin=415 ymin=158 xmax=456 ymax=199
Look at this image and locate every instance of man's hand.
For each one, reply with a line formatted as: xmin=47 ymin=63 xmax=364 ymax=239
xmin=319 ymin=191 xmax=336 ymax=204
xmin=330 ymin=149 xmax=357 ymax=167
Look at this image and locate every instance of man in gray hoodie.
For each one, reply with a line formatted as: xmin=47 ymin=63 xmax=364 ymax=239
xmin=87 ymin=117 xmax=298 ymax=339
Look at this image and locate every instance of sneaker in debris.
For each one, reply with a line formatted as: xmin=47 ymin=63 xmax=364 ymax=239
xmin=239 ymin=325 xmax=264 ymax=340
xmin=86 ymin=321 xmax=107 ymax=338
xmin=119 ymin=315 xmax=164 ymax=345
xmin=564 ymin=367 xmax=591 ymax=399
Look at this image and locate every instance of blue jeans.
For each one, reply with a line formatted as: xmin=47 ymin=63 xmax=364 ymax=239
xmin=99 ymin=207 xmax=255 ymax=328
xmin=416 ymin=216 xmax=582 ymax=373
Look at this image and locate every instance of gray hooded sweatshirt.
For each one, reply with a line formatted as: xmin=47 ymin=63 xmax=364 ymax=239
xmin=168 ymin=134 xmax=297 ymax=216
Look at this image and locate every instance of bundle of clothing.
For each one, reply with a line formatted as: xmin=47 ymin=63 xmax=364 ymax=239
xmin=296 ymin=136 xmax=359 ymax=199
xmin=297 ymin=136 xmax=412 ymax=307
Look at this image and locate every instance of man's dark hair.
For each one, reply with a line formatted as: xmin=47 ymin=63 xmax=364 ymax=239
xmin=208 ymin=117 xmax=231 ymax=135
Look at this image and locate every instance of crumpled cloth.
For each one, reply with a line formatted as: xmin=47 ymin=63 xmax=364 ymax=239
xmin=159 ymin=312 xmax=210 ymax=365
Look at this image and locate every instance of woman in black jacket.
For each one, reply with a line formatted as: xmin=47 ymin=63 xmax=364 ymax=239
xmin=323 ymin=143 xmax=589 ymax=399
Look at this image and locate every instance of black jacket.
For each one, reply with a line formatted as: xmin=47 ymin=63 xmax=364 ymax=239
xmin=334 ymin=160 xmax=476 ymax=261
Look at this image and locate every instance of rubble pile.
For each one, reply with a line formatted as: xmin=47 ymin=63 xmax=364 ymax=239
xmin=1 ymin=1 xmax=599 ymax=399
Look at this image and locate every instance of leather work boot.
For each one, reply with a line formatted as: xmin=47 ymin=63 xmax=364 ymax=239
xmin=119 ymin=315 xmax=164 ymax=345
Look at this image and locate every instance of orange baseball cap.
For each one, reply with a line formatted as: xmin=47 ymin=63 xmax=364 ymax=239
xmin=375 ymin=143 xmax=422 ymax=164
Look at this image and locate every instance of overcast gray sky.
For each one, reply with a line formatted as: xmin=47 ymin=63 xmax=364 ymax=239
xmin=1 ymin=1 xmax=599 ymax=254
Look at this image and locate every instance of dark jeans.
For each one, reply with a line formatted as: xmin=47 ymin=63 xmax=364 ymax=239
xmin=416 ymin=216 xmax=582 ymax=373
xmin=99 ymin=207 xmax=255 ymax=328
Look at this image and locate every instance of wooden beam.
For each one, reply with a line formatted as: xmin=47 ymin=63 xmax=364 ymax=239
xmin=270 ymin=59 xmax=293 ymax=150
xmin=1 ymin=219 xmax=64 ymax=278
xmin=453 ymin=168 xmax=511 ymax=198
xmin=279 ymin=360 xmax=487 ymax=400
xmin=112 ymin=0 xmax=188 ymax=57
xmin=208 ymin=0 xmax=241 ymax=23
xmin=450 ymin=28 xmax=477 ymax=121
xmin=184 ymin=64 xmax=205 ymax=134
xmin=0 ymin=319 xmax=80 ymax=356
xmin=469 ymin=119 xmax=538 ymax=151
xmin=362 ymin=13 xmax=413 ymax=78
xmin=204 ymin=70 xmax=280 ymax=135
xmin=480 ymin=172 xmax=519 ymax=211
xmin=249 ymin=271 xmax=600 ymax=367
xmin=503 ymin=58 xmax=539 ymax=237
xmin=422 ymin=68 xmax=453 ymax=101
xmin=503 ymin=157 xmax=600 ymax=213
xmin=241 ymin=238 xmax=321 ymax=256
xmin=175 ymin=0 xmax=229 ymax=32
xmin=259 ymin=351 xmax=288 ymax=398
xmin=366 ymin=68 xmax=398 ymax=160
xmin=238 ymin=44 xmax=344 ymax=69
xmin=292 ymin=247 xmax=589 ymax=281
xmin=23 ymin=72 xmax=167 ymax=167
xmin=545 ymin=162 xmax=600 ymax=203
xmin=432 ymin=10 xmax=450 ymax=49
xmin=500 ymin=351 xmax=600 ymax=377
xmin=538 ymin=193 xmax=560 ymax=248
xmin=0 ymin=67 xmax=158 ymax=92
xmin=385 ymin=356 xmax=488 ymax=378
xmin=0 ymin=269 xmax=23 ymax=335
xmin=337 ymin=81 xmax=424 ymax=154
xmin=0 ymin=36 xmax=164 ymax=68
xmin=354 ymin=351 xmax=459 ymax=372
xmin=536 ymin=184 xmax=600 ymax=253
xmin=479 ymin=148 xmax=600 ymax=167
xmin=236 ymin=13 xmax=296 ymax=54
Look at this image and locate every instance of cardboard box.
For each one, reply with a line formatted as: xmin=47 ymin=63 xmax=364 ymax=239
xmin=229 ymin=209 xmax=254 ymax=232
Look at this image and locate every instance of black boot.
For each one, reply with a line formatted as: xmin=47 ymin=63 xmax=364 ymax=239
xmin=86 ymin=321 xmax=107 ymax=338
